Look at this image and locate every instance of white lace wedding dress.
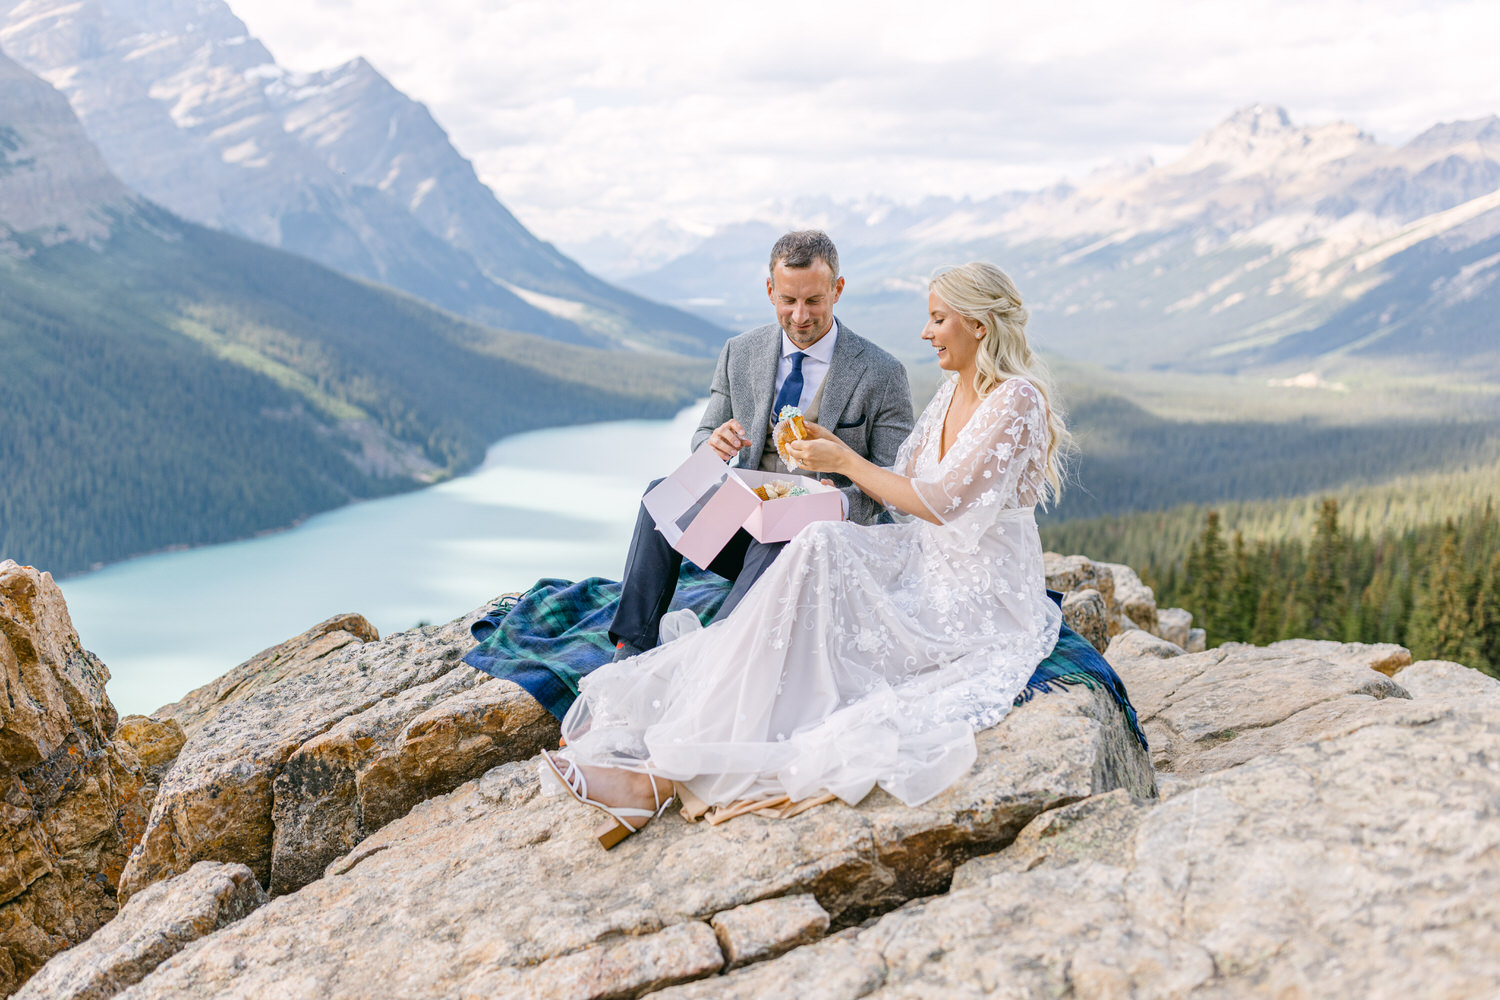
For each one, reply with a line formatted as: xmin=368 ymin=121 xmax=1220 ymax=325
xmin=559 ymin=376 xmax=1062 ymax=807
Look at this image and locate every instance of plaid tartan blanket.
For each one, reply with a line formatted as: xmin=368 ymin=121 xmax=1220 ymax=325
xmin=464 ymin=566 xmax=1146 ymax=750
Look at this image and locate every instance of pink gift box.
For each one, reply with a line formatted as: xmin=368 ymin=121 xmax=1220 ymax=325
xmin=642 ymin=446 xmax=844 ymax=567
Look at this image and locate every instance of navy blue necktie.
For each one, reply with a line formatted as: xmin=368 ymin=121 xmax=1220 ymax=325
xmin=772 ymin=351 xmax=806 ymax=424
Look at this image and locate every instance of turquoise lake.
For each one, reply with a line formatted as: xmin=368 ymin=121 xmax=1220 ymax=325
xmin=58 ymin=404 xmax=704 ymax=717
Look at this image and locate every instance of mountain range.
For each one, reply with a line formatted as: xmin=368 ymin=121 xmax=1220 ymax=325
xmin=0 ymin=0 xmax=726 ymax=356
xmin=575 ymin=106 xmax=1500 ymax=378
xmin=0 ymin=49 xmax=708 ymax=576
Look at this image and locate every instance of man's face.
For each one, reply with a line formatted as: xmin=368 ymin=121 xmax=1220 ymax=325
xmin=766 ymin=260 xmax=844 ymax=349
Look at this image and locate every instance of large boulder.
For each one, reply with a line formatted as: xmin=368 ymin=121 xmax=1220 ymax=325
xmin=1106 ymin=633 xmax=1411 ymax=776
xmin=1059 ymin=588 xmax=1108 ymax=651
xmin=268 ymin=665 xmax=556 ymax=895
xmin=0 ymin=562 xmax=157 ymax=994
xmin=1045 ymin=553 xmax=1171 ymax=644
xmin=1394 ymin=658 xmax=1500 ymax=703
xmin=94 ymin=681 xmax=1153 ymax=998
xmin=120 ymin=605 xmax=560 ymax=904
xmin=1042 ymin=553 xmax=1116 ymax=608
xmin=154 ymin=614 xmax=380 ymax=738
xmin=652 ymin=706 xmax=1500 ymax=999
xmin=1155 ymin=606 xmax=1192 ymax=648
xmin=1097 ymin=560 xmax=1160 ymax=635
xmin=13 ymin=862 xmax=265 ymax=1000
xmin=118 ymin=607 xmax=543 ymax=902
xmin=1256 ymin=637 xmax=1412 ymax=677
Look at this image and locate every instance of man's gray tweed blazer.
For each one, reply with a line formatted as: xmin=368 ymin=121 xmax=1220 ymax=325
xmin=691 ymin=318 xmax=915 ymax=526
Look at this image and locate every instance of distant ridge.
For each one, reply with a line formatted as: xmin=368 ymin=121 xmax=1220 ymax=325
xmin=0 ymin=0 xmax=727 ymax=356
xmin=593 ymin=105 xmax=1500 ymax=378
xmin=0 ymin=50 xmax=129 ymax=241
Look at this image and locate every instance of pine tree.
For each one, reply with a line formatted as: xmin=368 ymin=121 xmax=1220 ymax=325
xmin=1302 ymin=498 xmax=1347 ymax=640
xmin=1251 ymin=552 xmax=1285 ymax=646
xmin=1471 ymin=550 xmax=1500 ymax=679
xmin=1223 ymin=532 xmax=1260 ymax=643
xmin=1409 ymin=521 xmax=1480 ymax=664
xmin=1186 ymin=510 xmax=1229 ymax=643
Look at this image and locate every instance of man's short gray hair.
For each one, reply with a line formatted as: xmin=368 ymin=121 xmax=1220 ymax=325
xmin=769 ymin=230 xmax=839 ymax=284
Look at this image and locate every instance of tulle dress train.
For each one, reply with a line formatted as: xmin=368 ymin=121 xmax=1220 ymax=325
xmin=558 ymin=376 xmax=1062 ymax=808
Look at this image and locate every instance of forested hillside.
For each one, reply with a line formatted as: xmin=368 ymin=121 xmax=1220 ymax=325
xmin=1043 ymin=385 xmax=1500 ymax=522
xmin=1038 ymin=371 xmax=1500 ymax=674
xmin=1042 ymin=482 xmax=1500 ymax=676
xmin=0 ymin=207 xmax=711 ymax=577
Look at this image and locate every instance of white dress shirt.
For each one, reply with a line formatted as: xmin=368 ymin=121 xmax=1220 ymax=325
xmin=775 ymin=320 xmax=839 ymax=413
xmin=773 ymin=319 xmax=849 ymax=516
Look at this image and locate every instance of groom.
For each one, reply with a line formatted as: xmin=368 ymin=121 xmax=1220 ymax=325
xmin=609 ymin=230 xmax=915 ymax=659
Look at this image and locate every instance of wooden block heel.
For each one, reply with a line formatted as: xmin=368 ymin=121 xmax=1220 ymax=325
xmin=595 ymin=819 xmax=632 ymax=849
xmin=540 ymin=749 xmax=675 ymax=851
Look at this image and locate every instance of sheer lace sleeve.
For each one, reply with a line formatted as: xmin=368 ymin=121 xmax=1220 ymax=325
xmin=890 ymin=379 xmax=946 ymax=478
xmin=911 ymin=377 xmax=1048 ymax=523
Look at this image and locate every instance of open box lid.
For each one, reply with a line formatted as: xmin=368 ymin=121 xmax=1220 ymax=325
xmin=643 ymin=446 xmax=846 ymax=564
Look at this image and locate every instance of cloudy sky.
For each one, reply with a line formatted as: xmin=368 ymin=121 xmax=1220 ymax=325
xmin=228 ymin=0 xmax=1500 ymax=248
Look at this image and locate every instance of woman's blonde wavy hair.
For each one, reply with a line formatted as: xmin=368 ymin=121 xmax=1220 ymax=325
xmin=928 ymin=261 xmax=1072 ymax=501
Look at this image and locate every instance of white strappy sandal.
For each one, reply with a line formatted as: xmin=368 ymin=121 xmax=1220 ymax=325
xmin=539 ymin=749 xmax=675 ymax=849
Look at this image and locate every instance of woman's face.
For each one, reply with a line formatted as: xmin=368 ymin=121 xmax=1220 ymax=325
xmin=922 ymin=292 xmax=983 ymax=373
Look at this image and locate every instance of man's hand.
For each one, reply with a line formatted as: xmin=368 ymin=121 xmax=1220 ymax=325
xmin=708 ymin=419 xmax=750 ymax=460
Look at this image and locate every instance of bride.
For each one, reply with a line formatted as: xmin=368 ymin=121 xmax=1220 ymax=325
xmin=544 ymin=261 xmax=1071 ymax=847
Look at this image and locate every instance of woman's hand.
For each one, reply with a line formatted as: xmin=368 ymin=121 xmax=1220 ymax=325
xmin=785 ymin=421 xmax=854 ymax=475
xmin=789 ymin=422 xmax=943 ymax=525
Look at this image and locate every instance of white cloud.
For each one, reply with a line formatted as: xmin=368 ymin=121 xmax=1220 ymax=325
xmin=226 ymin=0 xmax=1500 ymax=244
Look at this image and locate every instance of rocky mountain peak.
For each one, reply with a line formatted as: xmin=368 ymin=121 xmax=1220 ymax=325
xmin=0 ymin=0 xmax=727 ymax=354
xmin=1224 ymin=102 xmax=1294 ymax=134
xmin=1404 ymin=114 xmax=1500 ymax=153
xmin=1176 ymin=103 xmax=1374 ymax=179
xmin=0 ymin=50 xmax=130 ymax=244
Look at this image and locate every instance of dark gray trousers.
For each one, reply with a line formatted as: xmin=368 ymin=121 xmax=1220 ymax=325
xmin=608 ymin=479 xmax=787 ymax=651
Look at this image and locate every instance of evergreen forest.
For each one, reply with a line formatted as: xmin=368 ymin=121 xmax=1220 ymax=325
xmin=1038 ymin=378 xmax=1500 ymax=677
xmin=0 ymin=207 xmax=714 ymax=577
xmin=1043 ymin=489 xmax=1500 ymax=678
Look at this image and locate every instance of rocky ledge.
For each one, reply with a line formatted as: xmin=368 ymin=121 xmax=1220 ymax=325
xmin=4 ymin=555 xmax=1498 ymax=998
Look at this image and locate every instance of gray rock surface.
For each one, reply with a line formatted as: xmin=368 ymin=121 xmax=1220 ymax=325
xmin=951 ymin=788 xmax=1152 ymax=883
xmin=155 ymin=614 xmax=379 ymax=738
xmin=106 ymin=680 xmax=1151 ymax=998
xmin=1252 ymin=637 xmax=1412 ymax=677
xmin=711 ymin=896 xmax=831 ymax=971
xmin=470 ymin=921 xmax=725 ymax=999
xmin=1394 ymin=658 xmax=1500 ymax=703
xmin=14 ymin=862 xmax=265 ymax=1000
xmin=653 ymin=709 xmax=1500 ymax=999
xmin=1104 ymin=628 xmax=1184 ymax=662
xmin=17 ymin=549 xmax=1500 ymax=1000
xmin=1155 ymin=606 xmax=1192 ymax=648
xmin=1108 ymin=636 xmax=1410 ymax=776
